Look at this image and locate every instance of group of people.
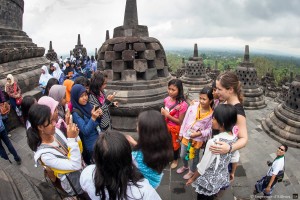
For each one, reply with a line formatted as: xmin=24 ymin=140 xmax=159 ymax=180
xmin=0 ymin=66 xmax=287 ymax=199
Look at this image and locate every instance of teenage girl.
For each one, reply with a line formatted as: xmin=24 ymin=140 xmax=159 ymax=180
xmin=176 ymin=87 xmax=214 ymax=180
xmin=126 ymin=110 xmax=173 ymax=188
xmin=161 ymin=79 xmax=188 ymax=169
xmin=186 ymin=104 xmax=239 ymax=200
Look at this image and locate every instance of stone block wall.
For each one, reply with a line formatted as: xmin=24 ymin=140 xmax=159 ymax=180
xmin=98 ymin=37 xmax=169 ymax=81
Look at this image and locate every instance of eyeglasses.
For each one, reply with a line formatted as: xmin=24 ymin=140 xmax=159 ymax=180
xmin=278 ymin=147 xmax=285 ymax=152
xmin=44 ymin=119 xmax=56 ymax=127
xmin=7 ymin=78 xmax=11 ymax=80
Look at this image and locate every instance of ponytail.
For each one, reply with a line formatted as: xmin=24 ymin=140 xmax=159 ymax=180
xmin=27 ymin=104 xmax=52 ymax=151
xmin=237 ymin=81 xmax=244 ymax=104
xmin=217 ymin=71 xmax=244 ymax=104
xmin=26 ymin=127 xmax=41 ymax=152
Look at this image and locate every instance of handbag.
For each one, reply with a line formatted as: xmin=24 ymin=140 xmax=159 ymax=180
xmin=13 ymin=82 xmax=22 ymax=105
xmin=0 ymin=102 xmax=10 ymax=115
xmin=16 ymin=96 xmax=23 ymax=105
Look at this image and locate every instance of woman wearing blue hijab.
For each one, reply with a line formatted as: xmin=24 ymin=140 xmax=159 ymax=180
xmin=71 ymin=84 xmax=102 ymax=164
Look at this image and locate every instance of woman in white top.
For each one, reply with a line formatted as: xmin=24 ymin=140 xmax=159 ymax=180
xmin=186 ymin=104 xmax=239 ymax=200
xmin=27 ymin=104 xmax=84 ymax=196
xmin=80 ymin=130 xmax=161 ymax=200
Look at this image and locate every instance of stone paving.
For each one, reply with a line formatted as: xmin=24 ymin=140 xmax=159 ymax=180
xmin=2 ymin=97 xmax=300 ymax=200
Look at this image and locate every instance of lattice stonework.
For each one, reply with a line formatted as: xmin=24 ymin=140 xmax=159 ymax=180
xmin=99 ymin=41 xmax=168 ymax=81
xmin=236 ymin=68 xmax=258 ymax=87
xmin=286 ymin=81 xmax=300 ymax=111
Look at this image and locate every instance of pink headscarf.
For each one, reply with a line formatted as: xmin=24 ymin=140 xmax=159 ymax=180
xmin=37 ymin=96 xmax=59 ymax=115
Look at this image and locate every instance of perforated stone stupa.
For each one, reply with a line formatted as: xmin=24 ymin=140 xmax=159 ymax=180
xmin=72 ymin=34 xmax=87 ymax=58
xmin=45 ymin=41 xmax=58 ymax=62
xmin=236 ymin=45 xmax=266 ymax=109
xmin=180 ymin=43 xmax=211 ymax=93
xmin=262 ymin=75 xmax=300 ymax=148
xmin=0 ymin=0 xmax=49 ymax=93
xmin=97 ymin=0 xmax=171 ymax=131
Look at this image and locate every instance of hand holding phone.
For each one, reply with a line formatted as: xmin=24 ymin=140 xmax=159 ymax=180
xmin=95 ymin=105 xmax=100 ymax=110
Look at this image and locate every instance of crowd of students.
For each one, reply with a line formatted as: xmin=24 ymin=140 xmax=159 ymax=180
xmin=0 ymin=66 xmax=286 ymax=199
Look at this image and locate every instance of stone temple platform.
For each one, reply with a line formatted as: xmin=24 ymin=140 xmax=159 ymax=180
xmin=2 ymin=97 xmax=300 ymax=200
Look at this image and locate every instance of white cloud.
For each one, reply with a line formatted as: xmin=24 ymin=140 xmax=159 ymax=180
xmin=23 ymin=0 xmax=300 ymax=56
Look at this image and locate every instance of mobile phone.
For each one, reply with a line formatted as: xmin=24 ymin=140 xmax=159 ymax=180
xmin=95 ymin=105 xmax=100 ymax=110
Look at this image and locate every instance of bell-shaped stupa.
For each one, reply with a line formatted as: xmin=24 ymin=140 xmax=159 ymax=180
xmin=97 ymin=0 xmax=171 ymax=131
xmin=236 ymin=45 xmax=266 ymax=109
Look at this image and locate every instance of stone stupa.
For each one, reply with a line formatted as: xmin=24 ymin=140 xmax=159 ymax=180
xmin=72 ymin=34 xmax=87 ymax=58
xmin=262 ymin=75 xmax=300 ymax=148
xmin=236 ymin=45 xmax=266 ymax=109
xmin=97 ymin=0 xmax=171 ymax=131
xmin=180 ymin=43 xmax=211 ymax=93
xmin=45 ymin=41 xmax=58 ymax=62
xmin=0 ymin=0 xmax=49 ymax=93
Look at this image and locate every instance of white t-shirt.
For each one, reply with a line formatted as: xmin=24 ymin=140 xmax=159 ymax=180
xmin=80 ymin=165 xmax=161 ymax=200
xmin=267 ymin=157 xmax=284 ymax=176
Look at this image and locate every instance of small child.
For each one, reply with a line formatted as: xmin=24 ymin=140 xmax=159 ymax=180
xmin=161 ymin=79 xmax=188 ymax=169
xmin=186 ymin=104 xmax=239 ymax=200
xmin=177 ymin=87 xmax=214 ymax=180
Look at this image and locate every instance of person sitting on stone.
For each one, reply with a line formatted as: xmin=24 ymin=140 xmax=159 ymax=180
xmin=254 ymin=144 xmax=287 ymax=197
xmin=126 ymin=110 xmax=173 ymax=188
xmin=27 ymin=104 xmax=85 ymax=197
xmin=80 ymin=130 xmax=162 ymax=200
xmin=39 ymin=65 xmax=53 ymax=94
xmin=5 ymin=74 xmax=22 ymax=117
xmin=52 ymin=63 xmax=64 ymax=84
xmin=0 ymin=113 xmax=22 ymax=165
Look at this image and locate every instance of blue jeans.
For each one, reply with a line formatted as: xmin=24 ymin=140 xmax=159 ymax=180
xmin=180 ymin=143 xmax=200 ymax=172
xmin=9 ymin=97 xmax=17 ymax=110
xmin=0 ymin=128 xmax=21 ymax=162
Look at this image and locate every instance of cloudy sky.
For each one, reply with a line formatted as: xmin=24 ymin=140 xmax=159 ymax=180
xmin=23 ymin=0 xmax=300 ymax=57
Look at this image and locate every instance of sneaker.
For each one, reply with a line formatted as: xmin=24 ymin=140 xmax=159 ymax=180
xmin=176 ymin=166 xmax=189 ymax=174
xmin=183 ymin=170 xmax=194 ymax=180
xmin=8 ymin=133 xmax=12 ymax=138
xmin=170 ymin=160 xmax=178 ymax=169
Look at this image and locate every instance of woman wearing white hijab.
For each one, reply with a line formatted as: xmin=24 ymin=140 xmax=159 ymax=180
xmin=5 ymin=74 xmax=22 ymax=116
xmin=39 ymin=65 xmax=52 ymax=92
xmin=52 ymin=63 xmax=64 ymax=84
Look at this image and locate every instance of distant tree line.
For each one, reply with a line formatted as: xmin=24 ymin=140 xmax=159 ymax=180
xmin=166 ymin=50 xmax=300 ymax=85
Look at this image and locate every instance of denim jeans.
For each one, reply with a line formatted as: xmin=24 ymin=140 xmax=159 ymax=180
xmin=180 ymin=143 xmax=200 ymax=172
xmin=0 ymin=128 xmax=21 ymax=161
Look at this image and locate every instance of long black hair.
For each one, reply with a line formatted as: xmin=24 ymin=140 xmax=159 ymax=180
xmin=213 ymin=104 xmax=237 ymax=132
xmin=134 ymin=110 xmax=173 ymax=173
xmin=21 ymin=95 xmax=36 ymax=126
xmin=200 ymin=86 xmax=214 ymax=109
xmin=168 ymin=79 xmax=185 ymax=102
xmin=27 ymin=104 xmax=51 ymax=151
xmin=44 ymin=78 xmax=59 ymax=96
xmin=89 ymin=71 xmax=107 ymax=96
xmin=93 ymin=131 xmax=143 ymax=200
